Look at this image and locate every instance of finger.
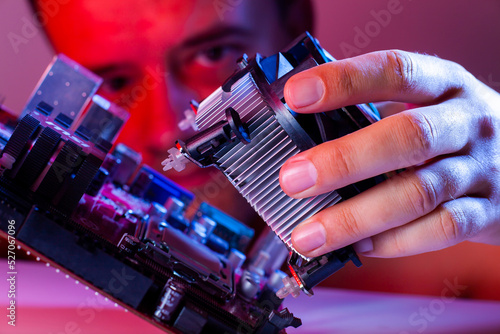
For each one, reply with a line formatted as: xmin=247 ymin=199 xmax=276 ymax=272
xmin=363 ymin=197 xmax=497 ymax=258
xmin=284 ymin=50 xmax=469 ymax=113
xmin=289 ymin=156 xmax=481 ymax=258
xmin=280 ymin=101 xmax=472 ymax=198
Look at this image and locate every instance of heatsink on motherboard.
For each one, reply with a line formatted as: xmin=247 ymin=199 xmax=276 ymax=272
xmin=192 ymin=72 xmax=342 ymax=254
xmin=164 ymin=32 xmax=383 ymax=296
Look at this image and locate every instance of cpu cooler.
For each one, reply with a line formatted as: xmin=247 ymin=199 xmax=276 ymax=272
xmin=163 ymin=32 xmax=384 ymax=298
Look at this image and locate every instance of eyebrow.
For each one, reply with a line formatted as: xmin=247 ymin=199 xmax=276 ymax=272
xmin=89 ymin=26 xmax=253 ymax=75
xmin=180 ymin=25 xmax=253 ymax=49
xmin=89 ymin=63 xmax=137 ymax=77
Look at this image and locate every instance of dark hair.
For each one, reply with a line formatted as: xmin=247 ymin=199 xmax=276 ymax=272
xmin=276 ymin=0 xmax=314 ymax=36
xmin=27 ymin=0 xmax=313 ymax=35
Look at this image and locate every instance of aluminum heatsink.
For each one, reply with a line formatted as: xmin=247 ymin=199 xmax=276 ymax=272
xmin=191 ymin=72 xmax=342 ymax=254
xmin=164 ymin=33 xmax=383 ymax=294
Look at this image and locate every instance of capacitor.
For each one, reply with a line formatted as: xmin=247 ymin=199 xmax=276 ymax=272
xmin=117 ymin=234 xmax=141 ymax=255
xmin=248 ymin=250 xmax=270 ymax=277
xmin=111 ymin=144 xmax=142 ymax=185
xmin=228 ymin=249 xmax=246 ymax=272
xmin=130 ymin=168 xmax=154 ymax=198
xmin=165 ymin=197 xmax=189 ymax=231
xmin=165 ymin=196 xmax=185 ymax=216
xmin=189 ymin=215 xmax=216 ymax=244
xmin=238 ymin=269 xmax=261 ymax=301
xmin=149 ymin=202 xmax=168 ymax=221
xmin=145 ymin=202 xmax=168 ymax=241
xmin=266 ymin=270 xmax=288 ymax=292
xmin=248 ymin=229 xmax=288 ymax=277
xmin=154 ymin=278 xmax=186 ymax=323
xmin=129 ymin=210 xmax=147 ymax=240
xmin=239 ymin=250 xmax=272 ymax=301
xmin=101 ymin=154 xmax=120 ymax=182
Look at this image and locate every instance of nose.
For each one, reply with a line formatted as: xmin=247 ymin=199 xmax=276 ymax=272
xmin=143 ymin=64 xmax=178 ymax=152
xmin=108 ymin=62 xmax=174 ymax=168
xmin=139 ymin=63 xmax=196 ymax=167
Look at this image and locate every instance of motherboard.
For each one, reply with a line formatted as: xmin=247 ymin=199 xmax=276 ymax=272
xmin=1 ymin=32 xmax=382 ymax=333
xmin=0 ymin=54 xmax=299 ymax=334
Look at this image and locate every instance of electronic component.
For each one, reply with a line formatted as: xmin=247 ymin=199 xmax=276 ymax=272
xmin=164 ymin=32 xmax=385 ymax=298
xmin=21 ymin=54 xmax=102 ymax=122
xmin=0 ymin=55 xmax=301 ymax=333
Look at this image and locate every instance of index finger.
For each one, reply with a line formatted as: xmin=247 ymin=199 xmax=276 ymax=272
xmin=279 ymin=102 xmax=471 ymax=198
xmin=284 ymin=50 xmax=469 ymax=112
xmin=279 ymin=51 xmax=476 ymax=198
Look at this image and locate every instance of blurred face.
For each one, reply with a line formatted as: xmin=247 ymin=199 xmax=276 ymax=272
xmin=39 ymin=0 xmax=295 ymax=219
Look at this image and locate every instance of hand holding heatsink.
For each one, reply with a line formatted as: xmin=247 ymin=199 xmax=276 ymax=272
xmin=163 ymin=32 xmax=385 ymax=298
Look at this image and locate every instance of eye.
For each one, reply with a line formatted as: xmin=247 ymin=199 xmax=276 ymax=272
xmin=203 ymin=46 xmax=226 ymax=61
xmin=193 ymin=45 xmax=240 ymax=67
xmin=92 ymin=65 xmax=141 ymax=96
xmin=101 ymin=75 xmax=134 ymax=93
xmin=171 ymin=40 xmax=249 ymax=95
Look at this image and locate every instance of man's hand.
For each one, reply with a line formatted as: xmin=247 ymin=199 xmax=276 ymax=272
xmin=279 ymin=50 xmax=500 ymax=258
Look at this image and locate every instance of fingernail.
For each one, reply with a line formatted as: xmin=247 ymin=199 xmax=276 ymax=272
xmin=287 ymin=76 xmax=324 ymax=108
xmin=281 ymin=159 xmax=317 ymax=194
xmin=353 ymin=237 xmax=374 ymax=254
xmin=293 ymin=222 xmax=326 ymax=253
